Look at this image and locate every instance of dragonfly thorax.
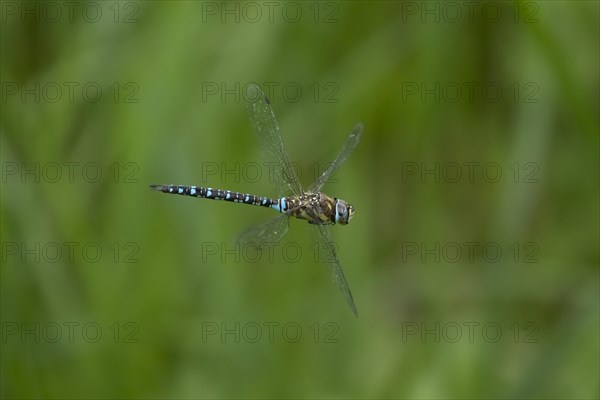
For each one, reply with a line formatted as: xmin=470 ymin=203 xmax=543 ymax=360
xmin=283 ymin=192 xmax=354 ymax=225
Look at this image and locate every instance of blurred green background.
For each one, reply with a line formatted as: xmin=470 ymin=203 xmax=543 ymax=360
xmin=1 ymin=1 xmax=598 ymax=398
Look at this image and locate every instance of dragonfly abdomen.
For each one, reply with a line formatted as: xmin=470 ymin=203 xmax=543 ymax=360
xmin=150 ymin=184 xmax=277 ymax=208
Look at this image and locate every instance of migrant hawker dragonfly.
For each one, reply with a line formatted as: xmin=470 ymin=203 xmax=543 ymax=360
xmin=151 ymin=83 xmax=362 ymax=316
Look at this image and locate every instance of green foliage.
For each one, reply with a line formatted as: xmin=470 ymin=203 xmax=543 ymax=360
xmin=1 ymin=1 xmax=598 ymax=398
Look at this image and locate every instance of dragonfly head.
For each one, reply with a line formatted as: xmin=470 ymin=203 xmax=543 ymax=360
xmin=334 ymin=198 xmax=355 ymax=225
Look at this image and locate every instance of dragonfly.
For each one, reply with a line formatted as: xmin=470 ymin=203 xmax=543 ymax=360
xmin=150 ymin=83 xmax=362 ymax=316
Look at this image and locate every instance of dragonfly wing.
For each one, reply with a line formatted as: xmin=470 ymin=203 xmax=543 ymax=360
xmin=245 ymin=83 xmax=304 ymax=197
xmin=308 ymin=123 xmax=363 ymax=193
xmin=236 ymin=213 xmax=290 ymax=247
xmin=309 ymin=224 xmax=358 ymax=317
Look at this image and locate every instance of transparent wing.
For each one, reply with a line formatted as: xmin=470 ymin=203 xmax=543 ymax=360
xmin=245 ymin=83 xmax=303 ymax=197
xmin=309 ymin=224 xmax=358 ymax=317
xmin=236 ymin=213 xmax=290 ymax=247
xmin=308 ymin=123 xmax=363 ymax=193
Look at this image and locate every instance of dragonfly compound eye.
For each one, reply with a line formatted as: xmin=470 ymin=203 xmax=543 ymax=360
xmin=335 ymin=199 xmax=353 ymax=225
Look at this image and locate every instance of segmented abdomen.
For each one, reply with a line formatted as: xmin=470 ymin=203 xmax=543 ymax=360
xmin=150 ymin=184 xmax=279 ymax=209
